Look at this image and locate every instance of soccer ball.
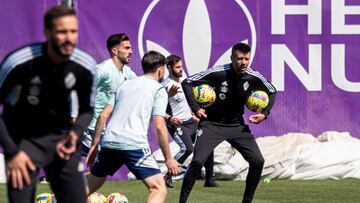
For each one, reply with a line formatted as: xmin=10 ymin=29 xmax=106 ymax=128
xmin=34 ymin=193 xmax=56 ymax=203
xmin=106 ymin=192 xmax=128 ymax=203
xmin=193 ymin=84 xmax=216 ymax=107
xmin=246 ymin=90 xmax=269 ymax=112
xmin=88 ymin=192 xmax=107 ymax=203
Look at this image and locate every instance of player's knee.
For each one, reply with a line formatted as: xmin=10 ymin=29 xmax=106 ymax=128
xmin=149 ymin=182 xmax=167 ymax=196
xmin=250 ymin=156 xmax=265 ymax=169
xmin=189 ymin=159 xmax=205 ymax=170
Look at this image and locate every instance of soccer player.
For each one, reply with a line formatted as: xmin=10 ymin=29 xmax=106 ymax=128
xmin=82 ymin=33 xmax=136 ymax=164
xmin=162 ymin=55 xmax=219 ymax=188
xmin=179 ymin=43 xmax=277 ymax=203
xmin=87 ymin=51 xmax=179 ymax=203
xmin=0 ymin=5 xmax=96 ymax=203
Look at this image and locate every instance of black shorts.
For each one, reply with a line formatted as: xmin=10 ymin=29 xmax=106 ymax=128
xmin=7 ymin=133 xmax=87 ymax=203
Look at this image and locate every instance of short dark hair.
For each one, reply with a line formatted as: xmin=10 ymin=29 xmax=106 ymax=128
xmin=166 ymin=55 xmax=181 ymax=68
xmin=106 ymin=33 xmax=130 ymax=55
xmin=142 ymin=51 xmax=166 ymax=74
xmin=231 ymin=43 xmax=251 ymax=55
xmin=44 ymin=5 xmax=76 ymax=30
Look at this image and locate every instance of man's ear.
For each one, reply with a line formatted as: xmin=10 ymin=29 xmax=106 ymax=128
xmin=111 ymin=47 xmax=117 ymax=56
xmin=158 ymin=67 xmax=162 ymax=77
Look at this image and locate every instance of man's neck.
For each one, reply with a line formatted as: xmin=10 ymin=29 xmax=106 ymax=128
xmin=112 ymin=57 xmax=125 ymax=71
xmin=144 ymin=72 xmax=160 ymax=82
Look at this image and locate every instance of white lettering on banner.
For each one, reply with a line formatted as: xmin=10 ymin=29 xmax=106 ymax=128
xmin=271 ymin=0 xmax=322 ymax=35
xmin=271 ymin=44 xmax=322 ymax=91
xmin=332 ymin=0 xmax=360 ymax=34
xmin=331 ymin=44 xmax=360 ymax=92
xmin=271 ymin=0 xmax=360 ymax=92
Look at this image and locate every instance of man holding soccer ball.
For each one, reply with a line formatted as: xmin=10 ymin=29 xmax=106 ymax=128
xmin=179 ymin=43 xmax=277 ymax=203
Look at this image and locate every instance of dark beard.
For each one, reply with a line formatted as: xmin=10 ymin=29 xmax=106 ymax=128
xmin=171 ymin=71 xmax=182 ymax=78
xmin=119 ymin=57 xmax=129 ymax=65
xmin=50 ymin=40 xmax=74 ymax=58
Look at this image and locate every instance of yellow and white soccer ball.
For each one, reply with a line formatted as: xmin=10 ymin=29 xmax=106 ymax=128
xmin=106 ymin=192 xmax=128 ymax=203
xmin=246 ymin=90 xmax=269 ymax=112
xmin=193 ymin=84 xmax=216 ymax=107
xmin=34 ymin=193 xmax=56 ymax=203
xmin=88 ymin=192 xmax=107 ymax=203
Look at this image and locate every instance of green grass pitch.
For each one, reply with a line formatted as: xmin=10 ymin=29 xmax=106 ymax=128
xmin=1 ymin=179 xmax=359 ymax=202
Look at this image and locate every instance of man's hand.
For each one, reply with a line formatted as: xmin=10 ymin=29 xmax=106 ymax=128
xmin=192 ymin=114 xmax=200 ymax=122
xmin=86 ymin=145 xmax=99 ymax=167
xmin=6 ymin=150 xmax=36 ymax=190
xmin=56 ymin=130 xmax=78 ymax=160
xmin=169 ymin=116 xmax=183 ymax=125
xmin=165 ymin=158 xmax=180 ymax=176
xmin=167 ymin=85 xmax=180 ymax=97
xmin=249 ymin=114 xmax=266 ymax=124
xmin=196 ymin=108 xmax=207 ymax=119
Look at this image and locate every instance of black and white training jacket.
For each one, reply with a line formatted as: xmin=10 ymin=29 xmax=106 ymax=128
xmin=182 ymin=63 xmax=276 ymax=126
xmin=0 ymin=42 xmax=96 ymax=159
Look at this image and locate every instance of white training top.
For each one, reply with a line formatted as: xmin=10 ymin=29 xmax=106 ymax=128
xmin=162 ymin=77 xmax=192 ymax=121
xmin=101 ymin=76 xmax=168 ymax=150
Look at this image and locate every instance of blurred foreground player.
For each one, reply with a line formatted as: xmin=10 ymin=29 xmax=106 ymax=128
xmin=0 ymin=5 xmax=96 ymax=203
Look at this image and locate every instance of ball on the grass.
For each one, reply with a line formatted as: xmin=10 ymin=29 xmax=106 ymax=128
xmin=246 ymin=90 xmax=269 ymax=113
xmin=263 ymin=178 xmax=271 ymax=184
xmin=193 ymin=84 xmax=216 ymax=108
xmin=106 ymin=192 xmax=128 ymax=203
xmin=35 ymin=193 xmax=56 ymax=203
xmin=88 ymin=192 xmax=107 ymax=203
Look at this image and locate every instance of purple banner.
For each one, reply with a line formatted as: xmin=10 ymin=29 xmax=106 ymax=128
xmin=1 ymin=0 xmax=359 ymax=179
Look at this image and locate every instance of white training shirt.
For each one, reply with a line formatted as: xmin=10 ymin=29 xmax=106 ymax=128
xmin=101 ymin=76 xmax=168 ymax=150
xmin=162 ymin=77 xmax=192 ymax=121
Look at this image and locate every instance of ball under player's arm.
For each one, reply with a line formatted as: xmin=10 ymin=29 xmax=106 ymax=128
xmin=248 ymin=69 xmax=277 ymax=123
xmin=181 ymin=69 xmax=216 ymax=119
xmin=86 ymin=103 xmax=114 ymax=166
xmin=252 ymin=72 xmax=277 ymax=117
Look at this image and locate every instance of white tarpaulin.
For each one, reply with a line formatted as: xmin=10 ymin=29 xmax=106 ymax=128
xmin=152 ymin=131 xmax=360 ymax=181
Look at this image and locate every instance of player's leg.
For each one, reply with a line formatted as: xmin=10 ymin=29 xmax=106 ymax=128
xmin=179 ymin=123 xmax=224 ymax=203
xmin=143 ymin=174 xmax=168 ymax=203
xmin=172 ymin=125 xmax=194 ymax=164
xmin=87 ymin=174 xmax=106 ymax=194
xmin=7 ymin=170 xmax=38 ymax=203
xmin=203 ymin=151 xmax=220 ymax=187
xmin=227 ymin=130 xmax=264 ymax=203
xmin=87 ymin=147 xmax=125 ymax=194
xmin=80 ymin=129 xmax=92 ymax=157
xmin=80 ymin=129 xmax=104 ymax=176
xmin=46 ymin=150 xmax=87 ymax=203
xmin=7 ymin=136 xmax=56 ymax=203
xmin=165 ymin=120 xmax=195 ymax=187
xmin=125 ymin=148 xmax=166 ymax=203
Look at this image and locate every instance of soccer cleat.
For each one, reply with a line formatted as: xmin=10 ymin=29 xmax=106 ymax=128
xmin=204 ymin=181 xmax=221 ymax=187
xmin=165 ymin=175 xmax=173 ymax=188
